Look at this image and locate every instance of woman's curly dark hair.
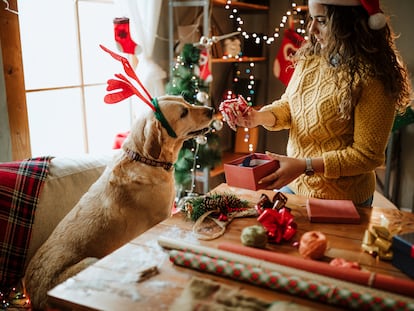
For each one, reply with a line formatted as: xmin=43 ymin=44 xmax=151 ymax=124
xmin=294 ymin=5 xmax=412 ymax=119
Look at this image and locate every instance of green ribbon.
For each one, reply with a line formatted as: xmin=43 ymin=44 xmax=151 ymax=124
xmin=152 ymin=98 xmax=177 ymax=138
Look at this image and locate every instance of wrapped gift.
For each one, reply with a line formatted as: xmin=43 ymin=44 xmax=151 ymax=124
xmin=392 ymin=231 xmax=414 ymax=278
xmin=224 ymin=153 xmax=279 ymax=190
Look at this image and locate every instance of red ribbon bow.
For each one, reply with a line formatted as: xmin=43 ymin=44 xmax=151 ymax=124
xmin=255 ymin=192 xmax=297 ymax=244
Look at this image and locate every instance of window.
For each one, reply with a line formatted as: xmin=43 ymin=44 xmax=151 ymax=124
xmin=18 ymin=0 xmax=134 ymax=157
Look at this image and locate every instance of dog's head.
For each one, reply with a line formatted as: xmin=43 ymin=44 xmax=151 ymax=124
xmin=123 ymin=95 xmax=214 ymax=163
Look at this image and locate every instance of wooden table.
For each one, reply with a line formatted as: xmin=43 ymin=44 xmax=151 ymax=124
xmin=47 ymin=184 xmax=414 ymax=311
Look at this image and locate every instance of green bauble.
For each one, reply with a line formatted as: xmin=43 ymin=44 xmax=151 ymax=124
xmin=241 ymin=225 xmax=268 ymax=249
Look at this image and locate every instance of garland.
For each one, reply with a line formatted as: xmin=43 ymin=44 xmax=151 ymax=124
xmin=180 ymin=192 xmax=249 ymax=222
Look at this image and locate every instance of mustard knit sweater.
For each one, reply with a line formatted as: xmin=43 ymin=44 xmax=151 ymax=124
xmin=261 ymin=56 xmax=396 ymax=205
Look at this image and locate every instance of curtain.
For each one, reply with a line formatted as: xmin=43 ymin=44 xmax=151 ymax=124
xmin=114 ymin=0 xmax=166 ymax=100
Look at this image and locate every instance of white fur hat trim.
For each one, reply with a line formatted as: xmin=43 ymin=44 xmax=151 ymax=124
xmin=308 ymin=0 xmax=360 ymax=5
xmin=368 ymin=12 xmax=387 ymax=30
xmin=308 ymin=0 xmax=386 ymax=30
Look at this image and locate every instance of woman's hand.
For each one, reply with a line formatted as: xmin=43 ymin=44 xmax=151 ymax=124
xmin=236 ymin=109 xmax=276 ymax=128
xmin=258 ymin=152 xmax=306 ymax=190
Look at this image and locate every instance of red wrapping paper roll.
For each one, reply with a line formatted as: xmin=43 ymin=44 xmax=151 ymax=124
xmin=218 ymin=242 xmax=414 ymax=298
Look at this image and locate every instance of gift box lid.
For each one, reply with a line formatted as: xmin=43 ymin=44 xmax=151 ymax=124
xmin=306 ymin=197 xmax=360 ymax=224
xmin=392 ymin=231 xmax=414 ymax=259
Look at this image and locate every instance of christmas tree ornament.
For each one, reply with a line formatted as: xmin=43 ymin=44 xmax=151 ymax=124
xmin=113 ymin=17 xmax=142 ymax=55
xmin=196 ymin=91 xmax=209 ymax=104
xmin=195 ymin=135 xmax=208 ymax=145
xmin=212 ymin=119 xmax=223 ymax=131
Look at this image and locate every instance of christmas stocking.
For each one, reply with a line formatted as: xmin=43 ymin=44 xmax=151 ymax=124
xmin=113 ymin=17 xmax=140 ymax=55
xmin=273 ymin=29 xmax=304 ymax=86
xmin=198 ymin=48 xmax=212 ymax=83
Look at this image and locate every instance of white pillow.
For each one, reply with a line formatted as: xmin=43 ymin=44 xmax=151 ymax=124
xmin=26 ymin=152 xmax=117 ymax=264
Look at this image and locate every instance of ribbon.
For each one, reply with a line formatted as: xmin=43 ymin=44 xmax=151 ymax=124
xmin=257 ymin=208 xmax=297 ymax=244
xmin=152 ymin=98 xmax=177 ymax=138
xmin=255 ymin=192 xmax=297 ymax=244
xmin=362 ymin=221 xmax=394 ymax=261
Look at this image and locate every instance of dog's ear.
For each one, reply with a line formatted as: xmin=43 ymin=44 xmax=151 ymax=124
xmin=144 ymin=119 xmax=162 ymax=159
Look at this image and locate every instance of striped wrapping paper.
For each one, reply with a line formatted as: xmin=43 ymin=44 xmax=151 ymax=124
xmin=166 ymin=248 xmax=414 ymax=310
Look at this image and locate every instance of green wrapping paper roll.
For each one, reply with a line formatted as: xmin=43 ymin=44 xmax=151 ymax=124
xmin=168 ymin=249 xmax=414 ymax=311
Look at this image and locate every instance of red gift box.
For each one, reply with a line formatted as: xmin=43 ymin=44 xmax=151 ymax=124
xmin=224 ymin=153 xmax=279 ymax=190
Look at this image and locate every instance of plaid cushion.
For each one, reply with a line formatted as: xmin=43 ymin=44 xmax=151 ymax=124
xmin=0 ymin=157 xmax=52 ymax=289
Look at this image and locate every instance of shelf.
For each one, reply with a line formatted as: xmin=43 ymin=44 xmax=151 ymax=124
xmin=212 ymin=0 xmax=269 ymax=11
xmin=211 ymin=56 xmax=266 ymax=63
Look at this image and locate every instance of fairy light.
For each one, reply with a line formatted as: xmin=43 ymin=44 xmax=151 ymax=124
xmin=224 ymin=0 xmax=308 ymax=45
xmin=221 ymin=1 xmax=308 ymax=106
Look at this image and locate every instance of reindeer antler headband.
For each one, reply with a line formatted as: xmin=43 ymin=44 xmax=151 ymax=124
xmin=100 ymin=45 xmax=177 ymax=138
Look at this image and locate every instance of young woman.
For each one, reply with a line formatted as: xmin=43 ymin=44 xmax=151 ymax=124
xmin=235 ymin=0 xmax=412 ymax=206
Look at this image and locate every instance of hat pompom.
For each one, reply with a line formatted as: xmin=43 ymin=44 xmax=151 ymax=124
xmin=368 ymin=12 xmax=386 ymax=30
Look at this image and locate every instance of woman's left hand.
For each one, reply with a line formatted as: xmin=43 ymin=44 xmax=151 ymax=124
xmin=259 ymin=152 xmax=305 ymax=190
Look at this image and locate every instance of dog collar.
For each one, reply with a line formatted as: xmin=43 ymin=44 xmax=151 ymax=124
xmin=125 ymin=148 xmax=173 ymax=171
xmin=152 ymin=98 xmax=177 ymax=138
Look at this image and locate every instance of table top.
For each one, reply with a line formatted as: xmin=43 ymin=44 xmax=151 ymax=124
xmin=47 ymin=184 xmax=414 ymax=311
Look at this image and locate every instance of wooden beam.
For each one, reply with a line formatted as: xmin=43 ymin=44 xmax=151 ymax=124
xmin=0 ymin=0 xmax=31 ymax=160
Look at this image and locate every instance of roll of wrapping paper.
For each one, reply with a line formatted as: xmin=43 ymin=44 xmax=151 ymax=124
xmin=167 ymin=249 xmax=414 ymax=310
xmin=218 ymin=242 xmax=414 ymax=298
xmin=158 ymin=237 xmax=414 ymax=308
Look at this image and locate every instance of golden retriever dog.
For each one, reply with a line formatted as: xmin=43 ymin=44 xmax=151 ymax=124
xmin=24 ymin=95 xmax=214 ymax=310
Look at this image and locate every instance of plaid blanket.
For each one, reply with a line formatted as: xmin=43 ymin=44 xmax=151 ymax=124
xmin=0 ymin=157 xmax=52 ymax=289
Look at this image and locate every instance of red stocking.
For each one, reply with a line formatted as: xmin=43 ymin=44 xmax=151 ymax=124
xmin=198 ymin=48 xmax=212 ymax=83
xmin=113 ymin=17 xmax=140 ymax=55
xmin=273 ymin=29 xmax=304 ymax=86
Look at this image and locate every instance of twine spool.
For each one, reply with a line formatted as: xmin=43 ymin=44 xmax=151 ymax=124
xmin=241 ymin=225 xmax=268 ymax=249
xmin=298 ymin=231 xmax=327 ymax=260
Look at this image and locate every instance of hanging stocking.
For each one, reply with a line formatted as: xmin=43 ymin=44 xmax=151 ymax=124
xmin=113 ymin=17 xmax=141 ymax=55
xmin=273 ymin=29 xmax=304 ymax=86
xmin=198 ymin=48 xmax=212 ymax=83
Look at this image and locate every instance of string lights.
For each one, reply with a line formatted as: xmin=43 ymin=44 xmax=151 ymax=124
xmin=224 ymin=0 xmax=308 ymax=46
xmin=220 ymin=1 xmax=308 ymax=152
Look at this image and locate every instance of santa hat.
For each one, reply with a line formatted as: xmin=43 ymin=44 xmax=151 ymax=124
xmin=308 ymin=0 xmax=386 ymax=30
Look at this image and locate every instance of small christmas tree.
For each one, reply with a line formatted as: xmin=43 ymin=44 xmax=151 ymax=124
xmin=166 ymin=44 xmax=222 ymax=198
